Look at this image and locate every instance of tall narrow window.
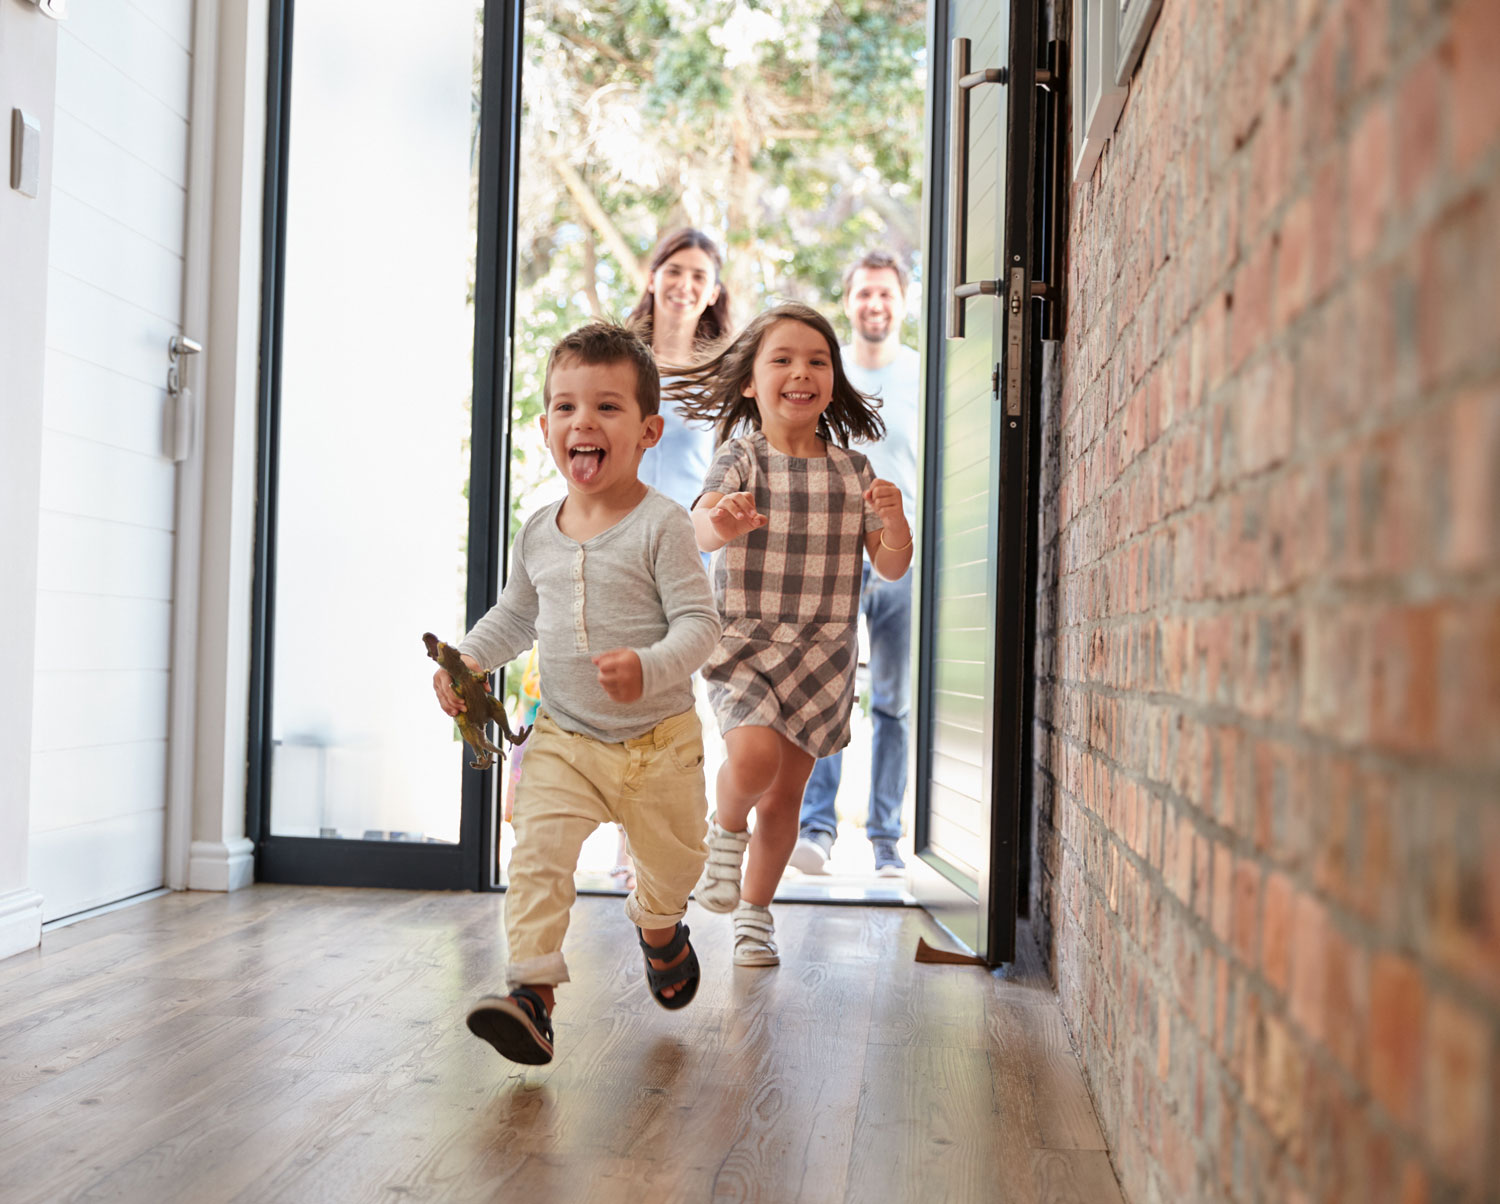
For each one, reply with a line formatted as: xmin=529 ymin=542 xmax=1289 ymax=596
xmin=266 ymin=3 xmax=484 ymax=845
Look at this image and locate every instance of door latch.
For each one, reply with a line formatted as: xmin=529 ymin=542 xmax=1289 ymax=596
xmin=164 ymin=335 xmax=202 ymax=462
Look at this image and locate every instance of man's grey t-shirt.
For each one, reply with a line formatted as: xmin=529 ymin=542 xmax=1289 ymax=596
xmin=843 ymin=343 xmax=921 ymax=515
xmin=458 ymin=488 xmax=720 ymax=743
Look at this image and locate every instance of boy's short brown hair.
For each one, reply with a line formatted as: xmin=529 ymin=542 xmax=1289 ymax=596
xmin=841 ymin=249 xmax=909 ymax=296
xmin=542 ymin=322 xmax=660 ymax=418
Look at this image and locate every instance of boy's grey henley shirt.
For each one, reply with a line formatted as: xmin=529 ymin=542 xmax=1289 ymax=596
xmin=458 ymin=487 xmax=720 ymax=744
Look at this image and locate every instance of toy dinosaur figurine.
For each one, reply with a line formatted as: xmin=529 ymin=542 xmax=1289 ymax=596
xmin=423 ymin=632 xmax=532 ymax=770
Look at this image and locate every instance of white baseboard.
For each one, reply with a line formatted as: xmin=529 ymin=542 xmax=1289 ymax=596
xmin=187 ymin=838 xmax=255 ymax=892
xmin=0 ymin=887 xmax=45 ymax=961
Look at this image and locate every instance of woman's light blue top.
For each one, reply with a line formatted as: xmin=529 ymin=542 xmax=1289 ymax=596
xmin=638 ymin=376 xmax=716 ymax=511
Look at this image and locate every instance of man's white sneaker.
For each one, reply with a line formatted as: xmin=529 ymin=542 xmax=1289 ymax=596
xmin=732 ymin=903 xmax=779 ymax=966
xmin=787 ymin=829 xmax=833 ymax=875
xmin=696 ymin=817 xmax=750 ymax=913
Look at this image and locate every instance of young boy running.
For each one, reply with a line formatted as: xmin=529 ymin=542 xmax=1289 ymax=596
xmin=433 ymin=323 xmax=720 ymax=1066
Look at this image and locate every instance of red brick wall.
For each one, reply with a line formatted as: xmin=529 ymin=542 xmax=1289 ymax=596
xmin=1031 ymin=0 xmax=1500 ymax=1200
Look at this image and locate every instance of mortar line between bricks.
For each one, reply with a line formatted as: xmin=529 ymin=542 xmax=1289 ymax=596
xmin=1049 ymin=877 xmax=1320 ymax=1203
xmin=1062 ymin=26 xmax=1500 ymax=332
xmin=1062 ymin=163 xmax=1500 ymax=459
xmin=1052 ymin=779 xmax=1491 ymax=1177
xmin=1032 ymin=678 xmax=1500 ymax=782
xmin=1033 ymin=711 xmax=1499 ymax=905
xmin=1051 ymin=833 xmax=1500 ymax=1051
xmin=1053 ymin=350 xmax=1500 ymax=514
xmin=1047 ymin=817 xmax=1456 ymax=1202
xmin=1044 ymin=562 xmax=1500 ymax=612
xmin=1053 ymin=345 xmax=1500 ymax=499
xmin=1034 ymin=735 xmax=1500 ymax=1114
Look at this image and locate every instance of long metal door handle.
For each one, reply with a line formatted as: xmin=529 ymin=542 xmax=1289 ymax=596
xmin=946 ymin=37 xmax=1007 ymax=340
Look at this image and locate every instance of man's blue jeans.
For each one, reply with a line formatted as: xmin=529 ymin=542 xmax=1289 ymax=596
xmin=800 ymin=565 xmax=912 ymax=843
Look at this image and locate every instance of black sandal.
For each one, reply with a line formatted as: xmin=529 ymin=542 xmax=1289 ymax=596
xmin=466 ymin=987 xmax=554 ymax=1065
xmin=638 ymin=922 xmax=700 ymax=1011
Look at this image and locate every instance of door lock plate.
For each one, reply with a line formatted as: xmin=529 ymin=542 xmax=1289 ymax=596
xmin=1005 ymin=266 xmax=1025 ymax=416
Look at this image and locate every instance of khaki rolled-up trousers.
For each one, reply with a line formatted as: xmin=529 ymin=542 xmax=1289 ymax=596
xmin=504 ymin=708 xmax=709 ymax=988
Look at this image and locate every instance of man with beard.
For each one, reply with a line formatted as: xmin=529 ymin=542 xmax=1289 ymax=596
xmin=789 ymin=250 xmax=920 ymax=878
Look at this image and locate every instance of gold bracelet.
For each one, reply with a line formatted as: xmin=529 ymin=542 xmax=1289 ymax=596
xmin=880 ymin=528 xmax=914 ymax=552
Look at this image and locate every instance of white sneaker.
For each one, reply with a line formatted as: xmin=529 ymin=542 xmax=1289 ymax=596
xmin=732 ymin=903 xmax=779 ymax=966
xmin=696 ymin=817 xmax=750 ymax=913
xmin=787 ymin=830 xmax=833 ymax=875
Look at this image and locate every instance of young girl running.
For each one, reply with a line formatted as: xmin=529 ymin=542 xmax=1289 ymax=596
xmin=671 ymin=303 xmax=914 ymax=965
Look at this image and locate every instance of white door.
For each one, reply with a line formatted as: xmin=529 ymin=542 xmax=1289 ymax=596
xmin=29 ymin=1 xmax=194 ymax=921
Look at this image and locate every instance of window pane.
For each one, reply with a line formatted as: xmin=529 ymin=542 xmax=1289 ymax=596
xmin=269 ymin=1 xmax=483 ymax=844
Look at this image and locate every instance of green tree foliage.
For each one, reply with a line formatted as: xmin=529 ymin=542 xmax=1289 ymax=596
xmin=507 ymin=0 xmax=927 ymax=526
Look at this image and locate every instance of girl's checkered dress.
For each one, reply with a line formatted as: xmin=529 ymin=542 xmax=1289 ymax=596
xmin=699 ymin=430 xmax=883 ymax=758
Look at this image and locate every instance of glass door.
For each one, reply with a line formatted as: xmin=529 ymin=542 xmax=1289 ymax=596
xmin=251 ymin=0 xmax=522 ymax=888
xmin=912 ymin=0 xmax=1042 ymax=962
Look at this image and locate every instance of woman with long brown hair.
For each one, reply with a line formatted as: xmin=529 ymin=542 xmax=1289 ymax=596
xmin=628 ymin=228 xmax=732 ymax=510
xmin=600 ymin=229 xmax=731 ymax=893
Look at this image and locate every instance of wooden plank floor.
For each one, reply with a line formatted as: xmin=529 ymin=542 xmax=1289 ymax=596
xmin=0 ymin=887 xmax=1124 ymax=1204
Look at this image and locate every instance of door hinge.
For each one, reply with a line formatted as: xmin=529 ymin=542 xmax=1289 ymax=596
xmin=992 ymin=364 xmax=1000 ymax=397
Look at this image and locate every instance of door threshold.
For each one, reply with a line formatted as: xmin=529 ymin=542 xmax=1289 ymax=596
xmin=773 ymin=878 xmax=917 ymax=906
xmin=572 ymin=872 xmax=916 ymax=907
xmin=42 ymin=887 xmax=173 ymax=932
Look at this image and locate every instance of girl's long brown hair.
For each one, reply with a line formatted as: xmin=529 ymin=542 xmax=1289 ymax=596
xmin=665 ymin=303 xmax=886 ymax=448
xmin=626 ymin=229 xmax=732 ymax=353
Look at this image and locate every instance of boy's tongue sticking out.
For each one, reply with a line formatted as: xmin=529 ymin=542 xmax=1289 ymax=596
xmin=569 ymin=445 xmax=604 ymax=484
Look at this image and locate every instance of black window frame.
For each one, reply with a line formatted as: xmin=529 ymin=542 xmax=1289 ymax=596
xmin=247 ymin=0 xmax=525 ymax=890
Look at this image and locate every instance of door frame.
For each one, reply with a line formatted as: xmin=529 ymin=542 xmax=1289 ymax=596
xmin=164 ymin=0 xmax=222 ymax=890
xmin=246 ymin=0 xmax=524 ymax=890
xmin=911 ymin=0 xmax=973 ymax=949
xmin=984 ymin=0 xmax=1041 ymax=964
